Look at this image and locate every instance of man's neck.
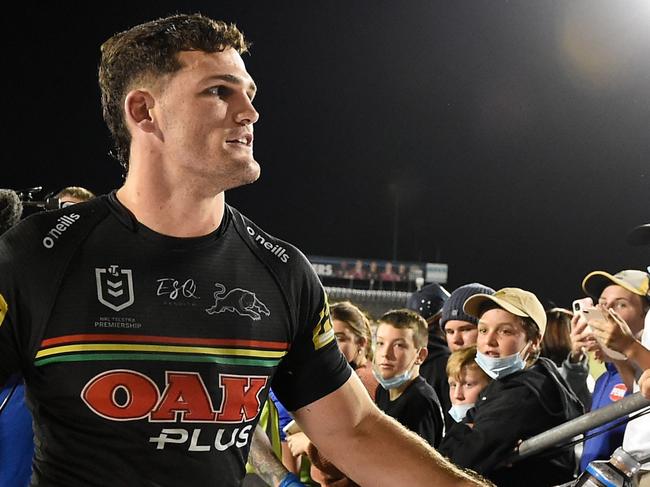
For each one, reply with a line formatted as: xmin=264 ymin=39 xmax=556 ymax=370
xmin=116 ymin=182 xmax=225 ymax=238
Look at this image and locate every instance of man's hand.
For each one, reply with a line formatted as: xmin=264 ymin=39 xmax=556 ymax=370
xmin=293 ymin=374 xmax=494 ymax=486
xmin=286 ymin=431 xmax=310 ymax=457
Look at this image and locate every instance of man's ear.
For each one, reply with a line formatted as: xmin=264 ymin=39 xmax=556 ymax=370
xmin=417 ymin=346 xmax=428 ymax=364
xmin=124 ymin=89 xmax=156 ymax=133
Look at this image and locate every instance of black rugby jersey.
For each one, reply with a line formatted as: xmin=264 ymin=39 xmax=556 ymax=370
xmin=0 ymin=193 xmax=350 ymax=487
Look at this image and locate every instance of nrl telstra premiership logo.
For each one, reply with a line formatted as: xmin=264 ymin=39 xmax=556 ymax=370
xmin=96 ymin=265 xmax=135 ymax=312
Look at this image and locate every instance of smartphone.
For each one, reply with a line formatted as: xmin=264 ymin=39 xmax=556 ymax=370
xmin=282 ymin=419 xmax=301 ymax=436
xmin=581 ymin=306 xmax=608 ymax=325
xmin=572 ymin=298 xmax=626 ymax=361
xmin=572 ymin=297 xmax=594 ymax=324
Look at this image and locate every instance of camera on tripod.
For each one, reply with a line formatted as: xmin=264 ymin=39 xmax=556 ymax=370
xmin=16 ymin=186 xmax=65 ymax=210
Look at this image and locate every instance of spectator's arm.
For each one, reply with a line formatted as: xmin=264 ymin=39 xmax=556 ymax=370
xmin=293 ymin=374 xmax=493 ymax=487
xmin=561 ymin=352 xmax=592 ymax=411
xmin=568 ymin=313 xmax=594 ymax=363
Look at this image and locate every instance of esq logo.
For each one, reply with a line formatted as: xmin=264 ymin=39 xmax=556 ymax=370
xmin=81 ymin=370 xmax=267 ymax=423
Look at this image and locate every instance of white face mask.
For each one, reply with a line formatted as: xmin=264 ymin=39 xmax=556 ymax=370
xmin=448 ymin=403 xmax=475 ymax=423
xmin=474 ymin=342 xmax=530 ymax=380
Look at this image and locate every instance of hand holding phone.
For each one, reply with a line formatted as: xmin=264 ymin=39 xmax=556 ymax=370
xmin=282 ymin=419 xmax=302 ymax=436
xmin=572 ymin=298 xmax=627 ymax=361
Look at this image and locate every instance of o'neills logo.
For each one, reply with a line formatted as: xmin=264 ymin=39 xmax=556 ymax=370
xmin=246 ymin=226 xmax=290 ymax=263
xmin=42 ymin=213 xmax=80 ymax=249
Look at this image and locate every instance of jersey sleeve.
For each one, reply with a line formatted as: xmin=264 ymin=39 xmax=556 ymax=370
xmin=271 ymin=259 xmax=351 ymax=411
xmin=0 ymin=289 xmax=22 ymax=385
xmin=227 ymin=206 xmax=352 ymax=412
xmin=0 ymin=223 xmax=44 ymax=384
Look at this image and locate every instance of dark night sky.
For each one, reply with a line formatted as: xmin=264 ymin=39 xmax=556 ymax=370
xmin=5 ymin=1 xmax=649 ymax=308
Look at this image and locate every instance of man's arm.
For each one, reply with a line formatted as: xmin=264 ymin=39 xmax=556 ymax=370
xmin=293 ymin=374 xmax=493 ymax=487
xmin=248 ymin=426 xmax=306 ymax=487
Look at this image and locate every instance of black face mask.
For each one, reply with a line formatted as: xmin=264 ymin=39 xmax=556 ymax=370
xmin=348 ymin=360 xmax=358 ymax=370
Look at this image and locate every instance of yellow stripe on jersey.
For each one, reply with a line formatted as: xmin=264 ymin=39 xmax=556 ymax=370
xmin=0 ymin=293 xmax=7 ymax=327
xmin=312 ymin=298 xmax=335 ymax=350
xmin=35 ymin=343 xmax=287 ymax=359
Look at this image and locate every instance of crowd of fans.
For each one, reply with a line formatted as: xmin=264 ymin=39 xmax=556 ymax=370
xmin=267 ymin=260 xmax=650 ymax=486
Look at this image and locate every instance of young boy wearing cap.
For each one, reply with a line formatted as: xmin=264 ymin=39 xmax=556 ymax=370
xmin=440 ymin=283 xmax=495 ymax=352
xmin=373 ymin=309 xmax=445 ymax=447
xmin=575 ymin=269 xmax=650 ymax=473
xmin=406 ymin=283 xmax=453 ymax=427
xmin=438 ymin=287 xmax=583 ymax=487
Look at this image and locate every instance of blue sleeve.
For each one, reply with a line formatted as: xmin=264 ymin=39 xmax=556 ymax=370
xmin=269 ymin=389 xmax=293 ymax=440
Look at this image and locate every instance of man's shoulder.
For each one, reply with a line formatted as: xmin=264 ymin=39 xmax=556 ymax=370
xmin=227 ymin=205 xmax=313 ymax=276
xmin=0 ymin=198 xmax=110 ymax=268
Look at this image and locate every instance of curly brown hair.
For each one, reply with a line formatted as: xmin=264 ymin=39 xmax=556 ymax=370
xmin=98 ymin=13 xmax=250 ymax=171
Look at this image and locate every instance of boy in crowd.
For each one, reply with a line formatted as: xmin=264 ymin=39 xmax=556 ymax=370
xmin=373 ymin=309 xmax=445 ymax=447
xmin=446 ymin=346 xmax=491 ymax=424
xmin=406 ymin=283 xmax=452 ymax=426
xmin=441 ymin=283 xmax=495 ymax=352
xmin=439 ymin=287 xmax=583 ymax=486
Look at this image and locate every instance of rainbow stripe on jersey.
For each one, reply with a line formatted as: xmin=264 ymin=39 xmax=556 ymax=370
xmin=34 ymin=334 xmax=289 ymax=368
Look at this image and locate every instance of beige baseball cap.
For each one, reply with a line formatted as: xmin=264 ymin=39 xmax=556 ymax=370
xmin=463 ymin=287 xmax=547 ymax=337
xmin=582 ymin=270 xmax=650 ymax=299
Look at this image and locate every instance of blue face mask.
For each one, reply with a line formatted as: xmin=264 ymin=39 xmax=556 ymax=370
xmin=449 ymin=403 xmax=474 ymax=423
xmin=474 ymin=344 xmax=529 ymax=380
xmin=372 ymin=355 xmax=418 ymax=390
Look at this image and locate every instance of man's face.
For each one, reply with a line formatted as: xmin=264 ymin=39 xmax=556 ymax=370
xmin=598 ymin=284 xmax=647 ymax=336
xmin=444 ymin=320 xmax=478 ymax=352
xmin=448 ymin=366 xmax=490 ymax=405
xmin=374 ymin=323 xmax=420 ymax=379
xmin=150 ymin=48 xmax=259 ymax=193
xmin=477 ymin=308 xmax=529 ymax=357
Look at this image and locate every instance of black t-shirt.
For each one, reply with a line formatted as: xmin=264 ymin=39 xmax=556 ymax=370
xmin=0 ymin=193 xmax=351 ymax=487
xmin=375 ymin=376 xmax=444 ymax=447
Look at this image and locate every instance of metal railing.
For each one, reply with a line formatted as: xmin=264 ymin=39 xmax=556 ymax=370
xmin=509 ymin=392 xmax=650 ymax=463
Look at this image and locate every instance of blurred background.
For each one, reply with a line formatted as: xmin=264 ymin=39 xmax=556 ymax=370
xmin=5 ymin=0 xmax=649 ymax=306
